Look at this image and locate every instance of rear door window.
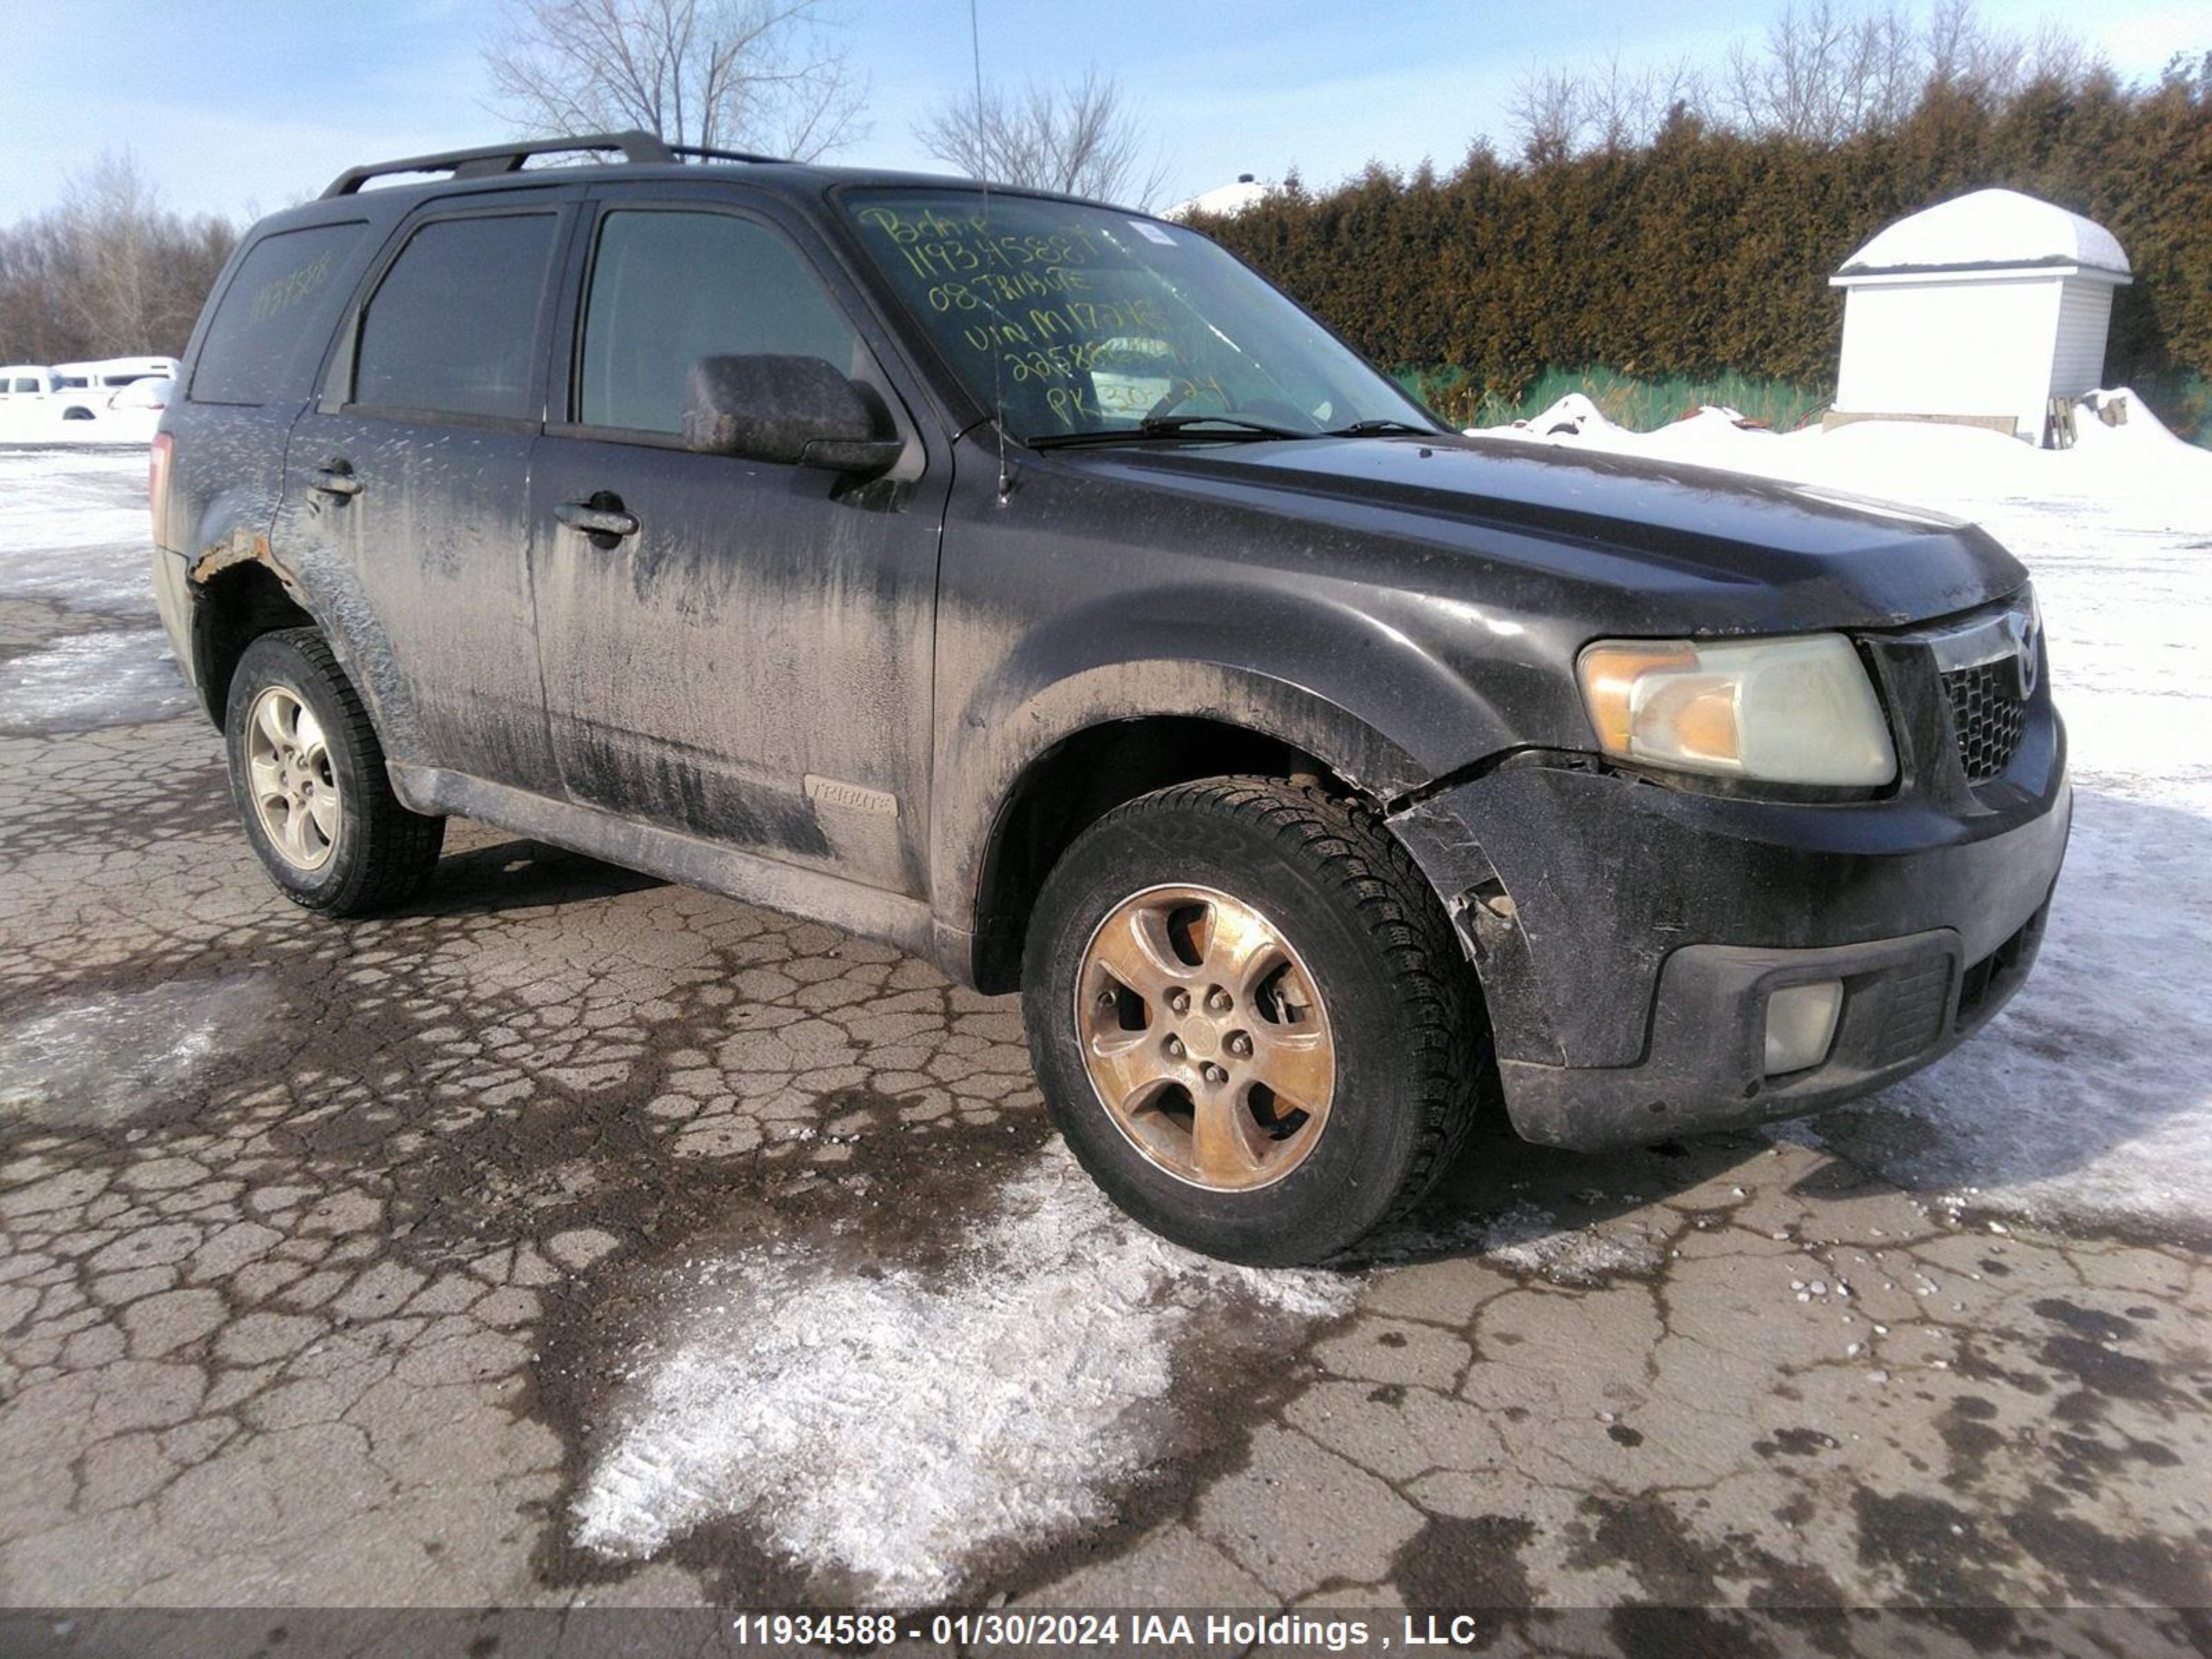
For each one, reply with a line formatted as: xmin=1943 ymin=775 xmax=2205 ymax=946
xmin=353 ymin=213 xmax=558 ymax=422
xmin=191 ymin=223 xmax=362 ymax=406
xmin=576 ymin=209 xmax=864 ymax=435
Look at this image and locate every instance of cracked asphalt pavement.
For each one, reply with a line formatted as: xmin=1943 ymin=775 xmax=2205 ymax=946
xmin=1 ymin=450 xmax=2208 ymax=1649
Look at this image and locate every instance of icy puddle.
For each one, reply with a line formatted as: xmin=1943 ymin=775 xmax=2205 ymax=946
xmin=0 ymin=973 xmax=284 ymax=1130
xmin=571 ymin=1145 xmax=1355 ymax=1600
xmin=0 ymin=628 xmax=195 ymax=733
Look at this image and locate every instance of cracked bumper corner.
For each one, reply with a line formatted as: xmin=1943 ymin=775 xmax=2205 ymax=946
xmin=1498 ymin=899 xmax=2051 ymax=1149
xmin=1389 ymin=754 xmax=2071 ymax=1152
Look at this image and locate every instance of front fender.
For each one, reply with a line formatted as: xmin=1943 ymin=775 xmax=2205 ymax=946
xmin=929 ymin=578 xmax=1519 ymax=950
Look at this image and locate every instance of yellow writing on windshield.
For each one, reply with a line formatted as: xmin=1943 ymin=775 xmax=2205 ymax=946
xmin=856 ymin=203 xmax=1183 ymax=426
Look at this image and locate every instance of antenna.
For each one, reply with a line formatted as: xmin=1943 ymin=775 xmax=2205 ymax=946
xmin=968 ymin=0 xmax=1013 ymax=503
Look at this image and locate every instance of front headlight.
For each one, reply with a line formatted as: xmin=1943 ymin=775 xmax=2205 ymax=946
xmin=1576 ymin=632 xmax=1896 ymax=787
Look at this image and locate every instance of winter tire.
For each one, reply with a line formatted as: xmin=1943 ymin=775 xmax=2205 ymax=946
xmin=223 ymin=628 xmax=444 ymax=915
xmin=1023 ymin=775 xmax=1488 ymax=1265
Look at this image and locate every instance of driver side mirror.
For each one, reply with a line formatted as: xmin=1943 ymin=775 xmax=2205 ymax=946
xmin=682 ymin=354 xmax=903 ymax=476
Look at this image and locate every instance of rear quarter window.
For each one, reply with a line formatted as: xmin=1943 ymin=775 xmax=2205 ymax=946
xmin=191 ymin=222 xmax=364 ymax=406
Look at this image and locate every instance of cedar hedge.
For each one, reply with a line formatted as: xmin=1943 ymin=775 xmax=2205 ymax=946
xmin=1194 ymin=64 xmax=2212 ymax=431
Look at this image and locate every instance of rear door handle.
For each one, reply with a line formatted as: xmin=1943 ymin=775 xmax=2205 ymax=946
xmin=556 ymin=500 xmax=639 ymax=539
xmin=310 ymin=465 xmax=362 ymax=498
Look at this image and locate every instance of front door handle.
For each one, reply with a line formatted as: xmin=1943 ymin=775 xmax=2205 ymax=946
xmin=555 ymin=499 xmax=639 ymax=539
xmin=310 ymin=464 xmax=362 ymax=498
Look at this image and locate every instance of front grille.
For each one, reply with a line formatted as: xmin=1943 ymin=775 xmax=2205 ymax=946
xmin=1941 ymin=661 xmax=2029 ymax=783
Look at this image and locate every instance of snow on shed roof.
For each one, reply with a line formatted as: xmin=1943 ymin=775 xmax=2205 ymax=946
xmin=1163 ymin=176 xmax=1272 ymax=221
xmin=1837 ymin=187 xmax=2129 ymax=279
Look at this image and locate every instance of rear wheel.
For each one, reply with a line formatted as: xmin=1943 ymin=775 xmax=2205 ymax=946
xmin=223 ymin=628 xmax=444 ymax=915
xmin=1023 ymin=776 xmax=1487 ymax=1265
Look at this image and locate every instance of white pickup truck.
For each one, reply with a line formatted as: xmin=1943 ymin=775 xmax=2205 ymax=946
xmin=0 ymin=364 xmax=64 ymax=402
xmin=0 ymin=355 xmax=179 ymax=437
xmin=50 ymin=356 xmax=183 ymax=416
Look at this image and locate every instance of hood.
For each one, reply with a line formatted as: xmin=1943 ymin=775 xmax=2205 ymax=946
xmin=1052 ymin=433 xmax=2025 ymax=632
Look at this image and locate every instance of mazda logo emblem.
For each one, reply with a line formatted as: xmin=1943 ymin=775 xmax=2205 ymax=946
xmin=2002 ymin=608 xmax=2040 ymax=699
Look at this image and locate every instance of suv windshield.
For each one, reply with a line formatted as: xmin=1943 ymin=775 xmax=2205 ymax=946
xmin=843 ymin=189 xmax=1437 ymax=444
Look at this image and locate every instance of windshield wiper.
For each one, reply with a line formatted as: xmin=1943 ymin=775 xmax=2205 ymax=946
xmin=1028 ymin=414 xmax=1317 ymax=449
xmin=1324 ymin=418 xmax=1441 ymax=437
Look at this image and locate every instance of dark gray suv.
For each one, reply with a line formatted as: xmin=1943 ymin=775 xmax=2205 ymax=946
xmin=152 ymin=132 xmax=2069 ymax=1264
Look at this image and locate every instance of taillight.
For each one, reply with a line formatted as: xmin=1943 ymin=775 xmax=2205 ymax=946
xmin=149 ymin=431 xmax=174 ymax=549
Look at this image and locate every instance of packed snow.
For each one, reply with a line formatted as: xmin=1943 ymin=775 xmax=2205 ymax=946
xmin=1838 ymin=187 xmax=2130 ymax=276
xmin=0 ymin=406 xmax=162 ymax=447
xmin=571 ymin=1147 xmax=1353 ymax=1598
xmin=1477 ymin=388 xmax=2212 ymax=1237
xmin=0 ymin=446 xmax=159 ymax=617
xmin=0 ymin=446 xmax=189 ymax=731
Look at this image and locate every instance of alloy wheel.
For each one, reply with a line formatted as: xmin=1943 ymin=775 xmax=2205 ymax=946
xmin=245 ymin=685 xmax=339 ymax=871
xmin=1074 ymin=882 xmax=1336 ymax=1191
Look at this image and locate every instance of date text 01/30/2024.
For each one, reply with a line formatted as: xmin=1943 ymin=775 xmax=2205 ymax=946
xmin=727 ymin=1611 xmax=1503 ymax=1650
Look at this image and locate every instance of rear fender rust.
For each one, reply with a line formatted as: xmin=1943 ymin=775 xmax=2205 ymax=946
xmin=188 ymin=529 xmax=294 ymax=596
xmin=182 ymin=533 xmax=402 ymax=747
xmin=1387 ymin=782 xmax=1565 ymax=1067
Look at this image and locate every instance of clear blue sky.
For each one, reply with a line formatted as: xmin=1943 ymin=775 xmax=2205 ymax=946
xmin=1 ymin=0 xmax=2201 ymax=224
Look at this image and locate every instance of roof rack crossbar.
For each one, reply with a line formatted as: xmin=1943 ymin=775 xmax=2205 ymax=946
xmin=664 ymin=142 xmax=791 ymax=166
xmin=320 ymin=130 xmax=674 ymax=198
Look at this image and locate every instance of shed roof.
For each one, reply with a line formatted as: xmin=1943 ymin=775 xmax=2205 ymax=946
xmin=1163 ymin=176 xmax=1272 ymax=221
xmin=1837 ymin=187 xmax=2129 ymax=279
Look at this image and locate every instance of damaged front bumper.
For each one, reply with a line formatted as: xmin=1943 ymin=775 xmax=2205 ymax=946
xmin=1389 ymin=733 xmax=2071 ymax=1151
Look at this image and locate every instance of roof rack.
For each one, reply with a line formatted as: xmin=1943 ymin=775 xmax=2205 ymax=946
xmin=320 ymin=130 xmax=732 ymax=199
xmin=666 ymin=142 xmax=790 ymax=166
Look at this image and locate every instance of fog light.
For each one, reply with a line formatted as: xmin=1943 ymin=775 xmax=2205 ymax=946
xmin=1763 ymin=980 xmax=1843 ymax=1075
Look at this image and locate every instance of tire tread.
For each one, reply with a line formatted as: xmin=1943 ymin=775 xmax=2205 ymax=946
xmin=1042 ymin=773 xmax=1489 ymax=1255
xmin=232 ymin=628 xmax=444 ymax=915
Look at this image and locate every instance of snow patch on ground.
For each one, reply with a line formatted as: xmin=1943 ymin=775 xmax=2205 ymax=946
xmin=0 ymin=628 xmax=196 ymax=733
xmin=572 ymin=1147 xmax=1355 ymax=1599
xmin=1477 ymin=385 xmax=2209 ymax=525
xmin=1783 ymin=785 xmax=2212 ymax=1234
xmin=0 ymin=408 xmax=160 ymax=447
xmin=1811 ymin=469 xmax=2212 ymax=1237
xmin=1371 ymin=1199 xmax=1667 ymax=1285
xmin=1474 ymin=1203 xmax=1667 ymax=1284
xmin=0 ymin=975 xmax=283 ymax=1130
xmin=0 ymin=447 xmax=156 ymax=617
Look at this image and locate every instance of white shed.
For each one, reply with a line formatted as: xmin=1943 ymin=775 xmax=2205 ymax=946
xmin=1828 ymin=188 xmax=2130 ymax=444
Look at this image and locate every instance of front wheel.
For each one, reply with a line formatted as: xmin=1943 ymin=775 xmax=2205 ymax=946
xmin=1022 ymin=776 xmax=1488 ymax=1265
xmin=223 ymin=628 xmax=444 ymax=915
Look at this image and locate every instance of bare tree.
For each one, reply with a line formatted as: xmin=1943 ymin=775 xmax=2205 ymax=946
xmin=1508 ymin=66 xmax=1584 ymax=165
xmin=2024 ymin=21 xmax=2097 ymax=89
xmin=1591 ymin=54 xmax=1705 ymax=153
xmin=59 ymin=153 xmax=160 ymax=350
xmin=482 ymin=0 xmax=868 ymax=160
xmin=1497 ymin=0 xmax=2110 ymax=165
xmin=1512 ymin=52 xmax=1710 ymax=161
xmin=0 ymin=151 xmax=235 ymax=362
xmin=913 ymin=68 xmax=1169 ymax=207
xmin=1719 ymin=1 xmax=2100 ymax=140
xmin=1724 ymin=1 xmax=1875 ymax=142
